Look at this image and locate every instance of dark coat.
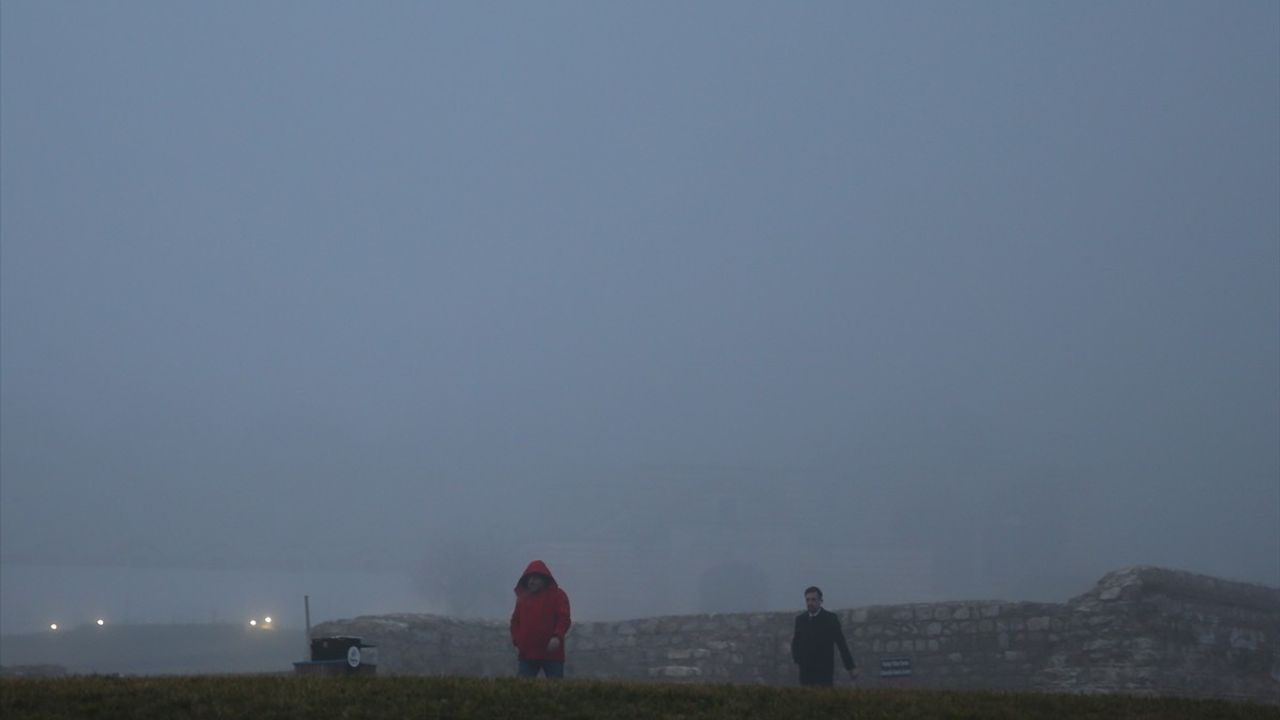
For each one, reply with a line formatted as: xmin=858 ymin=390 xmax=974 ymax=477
xmin=790 ymin=608 xmax=855 ymax=685
xmin=510 ymin=560 xmax=571 ymax=661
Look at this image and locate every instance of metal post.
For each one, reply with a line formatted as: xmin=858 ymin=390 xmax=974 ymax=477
xmin=304 ymin=595 xmax=312 ymax=659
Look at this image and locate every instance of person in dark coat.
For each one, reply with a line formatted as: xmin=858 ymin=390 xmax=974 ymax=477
xmin=791 ymin=585 xmax=858 ymax=686
xmin=510 ymin=560 xmax=571 ymax=678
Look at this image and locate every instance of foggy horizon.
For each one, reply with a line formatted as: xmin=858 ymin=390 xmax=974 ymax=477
xmin=2 ymin=1 xmax=1277 ymax=635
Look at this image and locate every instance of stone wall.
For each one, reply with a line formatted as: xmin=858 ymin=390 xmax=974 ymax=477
xmin=311 ymin=566 xmax=1279 ymax=703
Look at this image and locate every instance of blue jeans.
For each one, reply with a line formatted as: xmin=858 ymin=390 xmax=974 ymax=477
xmin=518 ymin=659 xmax=564 ymax=679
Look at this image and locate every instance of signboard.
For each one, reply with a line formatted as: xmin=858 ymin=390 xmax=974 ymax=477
xmin=879 ymin=657 xmax=913 ymax=678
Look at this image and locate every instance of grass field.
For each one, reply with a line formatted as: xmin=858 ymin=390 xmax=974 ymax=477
xmin=1 ymin=675 xmax=1274 ymax=719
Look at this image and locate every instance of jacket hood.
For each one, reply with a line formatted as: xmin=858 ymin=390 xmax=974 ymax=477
xmin=514 ymin=560 xmax=558 ymax=593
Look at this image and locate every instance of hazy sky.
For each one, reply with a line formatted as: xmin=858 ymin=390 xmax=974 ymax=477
xmin=2 ymin=1 xmax=1277 ymax=633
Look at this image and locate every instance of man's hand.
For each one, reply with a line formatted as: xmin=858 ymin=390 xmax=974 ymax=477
xmin=848 ymin=668 xmax=859 ymax=681
xmin=547 ymin=636 xmax=562 ymax=653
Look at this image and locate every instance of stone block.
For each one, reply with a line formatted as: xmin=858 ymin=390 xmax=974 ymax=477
xmin=649 ymin=665 xmax=700 ymax=679
xmin=1229 ymin=629 xmax=1259 ymax=650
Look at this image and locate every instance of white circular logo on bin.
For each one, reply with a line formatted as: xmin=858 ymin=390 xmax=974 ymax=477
xmin=347 ymin=646 xmax=362 ymax=668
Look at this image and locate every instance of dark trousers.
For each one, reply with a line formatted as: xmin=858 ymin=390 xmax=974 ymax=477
xmin=518 ymin=659 xmax=564 ymax=679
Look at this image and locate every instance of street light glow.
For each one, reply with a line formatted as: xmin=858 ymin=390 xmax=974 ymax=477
xmin=49 ymin=623 xmax=58 ymax=631
xmin=249 ymin=619 xmax=257 ymax=626
xmin=264 ymin=617 xmax=272 ymax=624
xmin=96 ymin=618 xmax=105 ymax=626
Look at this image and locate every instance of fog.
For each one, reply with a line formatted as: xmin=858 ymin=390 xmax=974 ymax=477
xmin=2 ymin=2 xmax=1277 ymax=635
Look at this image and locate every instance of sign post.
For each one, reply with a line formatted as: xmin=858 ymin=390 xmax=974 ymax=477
xmin=879 ymin=657 xmax=913 ymax=681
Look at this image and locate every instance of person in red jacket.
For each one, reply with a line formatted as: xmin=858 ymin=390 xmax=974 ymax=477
xmin=510 ymin=560 xmax=571 ymax=678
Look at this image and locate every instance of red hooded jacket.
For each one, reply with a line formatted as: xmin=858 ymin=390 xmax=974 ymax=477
xmin=510 ymin=560 xmax=571 ymax=661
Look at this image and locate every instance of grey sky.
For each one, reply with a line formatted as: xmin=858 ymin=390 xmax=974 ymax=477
xmin=2 ymin=1 xmax=1277 ymax=633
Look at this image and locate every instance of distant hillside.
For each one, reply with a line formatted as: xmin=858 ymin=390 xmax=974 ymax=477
xmin=0 ymin=623 xmax=302 ymax=675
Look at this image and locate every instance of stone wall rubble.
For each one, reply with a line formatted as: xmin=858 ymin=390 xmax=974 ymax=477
xmin=312 ymin=566 xmax=1278 ymax=703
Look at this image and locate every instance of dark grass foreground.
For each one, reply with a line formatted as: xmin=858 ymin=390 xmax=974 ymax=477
xmin=1 ymin=676 xmax=1273 ymax=720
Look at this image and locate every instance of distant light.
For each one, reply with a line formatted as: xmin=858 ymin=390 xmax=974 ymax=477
xmin=96 ymin=619 xmax=105 ymax=626
xmin=263 ymin=617 xmax=272 ymax=624
xmin=49 ymin=623 xmax=58 ymax=631
xmin=249 ymin=619 xmax=257 ymax=626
